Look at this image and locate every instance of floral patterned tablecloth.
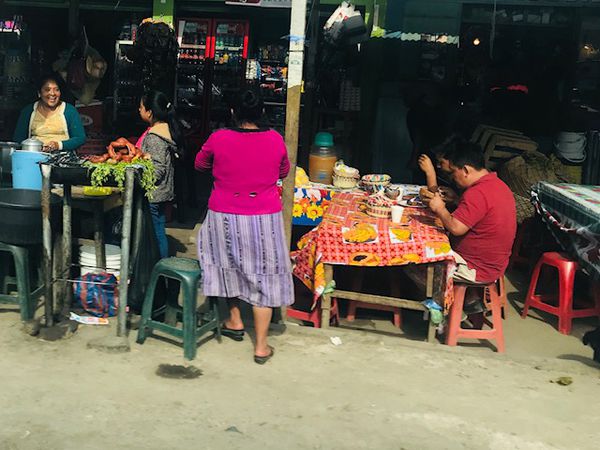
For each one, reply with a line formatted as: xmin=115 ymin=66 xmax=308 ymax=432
xmin=291 ymin=190 xmax=456 ymax=310
xmin=532 ymin=182 xmax=600 ymax=279
xmin=292 ymin=185 xmax=336 ymax=226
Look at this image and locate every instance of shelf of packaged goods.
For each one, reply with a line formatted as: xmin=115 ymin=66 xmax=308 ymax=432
xmin=214 ymin=46 xmax=244 ymax=52
xmin=180 ymin=44 xmax=207 ymax=50
xmin=177 ymin=61 xmax=206 ymax=66
xmin=258 ymin=60 xmax=287 ymax=65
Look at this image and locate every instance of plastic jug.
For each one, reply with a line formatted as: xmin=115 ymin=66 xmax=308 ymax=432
xmin=308 ymin=132 xmax=337 ymax=185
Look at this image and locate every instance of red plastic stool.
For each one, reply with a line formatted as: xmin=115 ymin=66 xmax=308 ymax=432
xmin=286 ymin=298 xmax=339 ymax=328
xmin=508 ymin=219 xmax=532 ymax=270
xmin=346 ymin=301 xmax=402 ymax=328
xmin=522 ymin=252 xmax=600 ymax=335
xmin=446 ymin=281 xmax=505 ymax=352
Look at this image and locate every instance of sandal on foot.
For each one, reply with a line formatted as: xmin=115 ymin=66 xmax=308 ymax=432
xmin=221 ymin=325 xmax=245 ymax=342
xmin=254 ymin=346 xmax=274 ymax=365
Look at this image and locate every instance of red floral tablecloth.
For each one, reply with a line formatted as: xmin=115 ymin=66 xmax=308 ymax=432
xmin=292 ymin=191 xmax=456 ymax=310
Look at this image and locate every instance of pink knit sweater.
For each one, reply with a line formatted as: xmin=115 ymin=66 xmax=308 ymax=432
xmin=194 ymin=128 xmax=290 ymax=215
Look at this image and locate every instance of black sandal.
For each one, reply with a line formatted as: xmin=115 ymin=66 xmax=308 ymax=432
xmin=221 ymin=325 xmax=245 ymax=342
xmin=254 ymin=346 xmax=274 ymax=365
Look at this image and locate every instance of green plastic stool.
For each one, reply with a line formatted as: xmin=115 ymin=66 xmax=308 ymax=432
xmin=136 ymin=257 xmax=221 ymax=360
xmin=0 ymin=242 xmax=43 ymax=321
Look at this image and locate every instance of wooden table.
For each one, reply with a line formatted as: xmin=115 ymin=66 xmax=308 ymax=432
xmin=292 ymin=189 xmax=455 ymax=342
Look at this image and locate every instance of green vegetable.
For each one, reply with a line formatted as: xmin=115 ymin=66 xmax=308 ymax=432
xmin=83 ymin=159 xmax=157 ymax=199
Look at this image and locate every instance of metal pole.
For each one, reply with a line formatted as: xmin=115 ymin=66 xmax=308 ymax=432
xmin=117 ymin=168 xmax=135 ymax=337
xmin=282 ymin=0 xmax=308 ymax=246
xmin=60 ymin=184 xmax=73 ymax=317
xmin=41 ymin=164 xmax=53 ymax=327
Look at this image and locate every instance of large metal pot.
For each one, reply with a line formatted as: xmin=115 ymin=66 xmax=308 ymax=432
xmin=20 ymin=138 xmax=43 ymax=152
xmin=0 ymin=141 xmax=19 ymax=174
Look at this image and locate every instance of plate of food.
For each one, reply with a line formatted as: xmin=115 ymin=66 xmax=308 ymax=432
xmin=398 ymin=195 xmax=427 ymax=208
xmin=342 ymin=223 xmax=379 ymax=244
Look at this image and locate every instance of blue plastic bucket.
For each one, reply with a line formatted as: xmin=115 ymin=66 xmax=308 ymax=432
xmin=11 ymin=151 xmax=49 ymax=190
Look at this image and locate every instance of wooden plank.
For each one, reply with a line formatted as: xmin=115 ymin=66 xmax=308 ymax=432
xmin=332 ymin=289 xmax=427 ymax=311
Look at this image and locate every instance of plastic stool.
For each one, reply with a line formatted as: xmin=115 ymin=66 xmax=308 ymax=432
xmin=508 ymin=219 xmax=532 ymax=270
xmin=446 ymin=281 xmax=505 ymax=352
xmin=287 ymin=298 xmax=339 ymax=328
xmin=136 ymin=257 xmax=221 ymax=360
xmin=346 ymin=301 xmax=402 ymax=328
xmin=522 ymin=252 xmax=600 ymax=335
xmin=0 ymin=242 xmax=42 ymax=321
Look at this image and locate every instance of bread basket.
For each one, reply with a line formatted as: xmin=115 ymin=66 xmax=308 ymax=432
xmin=366 ymin=204 xmax=392 ymax=218
xmin=333 ymin=174 xmax=359 ymax=189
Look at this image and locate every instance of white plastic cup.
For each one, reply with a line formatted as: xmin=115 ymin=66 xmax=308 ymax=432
xmin=391 ymin=205 xmax=404 ymax=224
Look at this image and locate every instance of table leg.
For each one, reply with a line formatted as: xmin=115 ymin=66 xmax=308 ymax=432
xmin=425 ymin=265 xmax=437 ymax=342
xmin=93 ymin=206 xmax=106 ymax=269
xmin=320 ymin=264 xmax=334 ymax=328
xmin=60 ymin=184 xmax=73 ymax=316
xmin=41 ymin=165 xmax=53 ymax=327
xmin=117 ymin=168 xmax=135 ymax=337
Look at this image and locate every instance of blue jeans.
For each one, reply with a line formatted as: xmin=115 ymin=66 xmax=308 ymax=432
xmin=149 ymin=202 xmax=168 ymax=259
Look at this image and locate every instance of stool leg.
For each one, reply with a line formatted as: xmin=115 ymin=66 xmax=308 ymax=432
xmin=489 ymin=284 xmax=505 ymax=353
xmin=136 ymin=271 xmax=161 ymax=344
xmin=393 ymin=309 xmax=402 ymax=328
xmin=182 ymin=281 xmax=199 ymax=360
xmin=558 ymin=262 xmax=577 ymax=335
xmin=446 ymin=285 xmax=467 ymax=346
xmin=13 ymin=246 xmax=33 ymax=321
xmin=346 ymin=301 xmax=357 ymax=322
xmin=210 ymin=297 xmax=222 ymax=343
xmin=522 ymin=258 xmax=544 ymax=318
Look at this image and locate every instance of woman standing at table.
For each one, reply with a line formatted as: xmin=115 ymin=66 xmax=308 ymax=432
xmin=138 ymin=90 xmax=180 ymax=259
xmin=195 ymin=87 xmax=293 ymax=365
xmin=13 ymin=74 xmax=86 ymax=152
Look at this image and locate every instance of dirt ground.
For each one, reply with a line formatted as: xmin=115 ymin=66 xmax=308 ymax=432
xmin=1 ymin=224 xmax=599 ymax=450
xmin=1 ymin=303 xmax=600 ymax=450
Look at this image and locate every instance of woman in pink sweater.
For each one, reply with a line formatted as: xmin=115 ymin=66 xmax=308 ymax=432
xmin=195 ymin=88 xmax=292 ymax=364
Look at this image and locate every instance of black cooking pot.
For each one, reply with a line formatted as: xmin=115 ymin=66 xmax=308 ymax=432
xmin=0 ymin=189 xmax=61 ymax=245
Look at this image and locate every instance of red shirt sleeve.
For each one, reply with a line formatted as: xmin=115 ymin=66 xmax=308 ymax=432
xmin=452 ymin=186 xmax=488 ymax=229
xmin=279 ymin=139 xmax=290 ymax=179
xmin=195 ymin=134 xmax=215 ymax=171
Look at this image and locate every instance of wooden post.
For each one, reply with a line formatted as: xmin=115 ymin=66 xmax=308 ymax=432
xmin=300 ymin=0 xmax=319 ymax=169
xmin=68 ymin=0 xmax=80 ymax=38
xmin=282 ymin=0 xmax=307 ymax=246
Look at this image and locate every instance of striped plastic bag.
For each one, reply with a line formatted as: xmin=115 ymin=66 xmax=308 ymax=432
xmin=73 ymin=273 xmax=119 ymax=318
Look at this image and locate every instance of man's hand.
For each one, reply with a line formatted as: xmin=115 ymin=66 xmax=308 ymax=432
xmin=439 ymin=186 xmax=459 ymax=205
xmin=428 ymin=192 xmax=445 ymax=214
xmin=418 ymin=154 xmax=435 ymax=176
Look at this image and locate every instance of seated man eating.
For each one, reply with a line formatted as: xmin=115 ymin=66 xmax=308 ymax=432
xmin=426 ymin=141 xmax=516 ymax=310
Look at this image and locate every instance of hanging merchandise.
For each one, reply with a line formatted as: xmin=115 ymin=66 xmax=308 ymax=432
xmin=53 ymin=27 xmax=108 ymax=105
xmin=324 ymin=2 xmax=368 ymax=45
xmin=130 ymin=19 xmax=178 ymax=95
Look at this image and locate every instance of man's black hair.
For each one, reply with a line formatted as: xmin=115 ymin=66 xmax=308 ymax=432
xmin=431 ymin=133 xmax=464 ymax=158
xmin=445 ymin=140 xmax=486 ymax=170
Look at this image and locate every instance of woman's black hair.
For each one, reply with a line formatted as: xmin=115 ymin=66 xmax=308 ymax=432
xmin=37 ymin=73 xmax=65 ymax=93
xmin=232 ymin=86 xmax=264 ymax=124
xmin=141 ymin=90 xmax=183 ymax=150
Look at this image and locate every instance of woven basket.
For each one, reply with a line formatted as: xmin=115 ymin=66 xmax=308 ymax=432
xmin=333 ymin=175 xmax=358 ymax=189
xmin=360 ymin=174 xmax=391 ymax=193
xmin=366 ymin=204 xmax=391 ymax=218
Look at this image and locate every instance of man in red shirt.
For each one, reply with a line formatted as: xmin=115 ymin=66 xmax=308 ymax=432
xmin=428 ymin=142 xmax=516 ymax=310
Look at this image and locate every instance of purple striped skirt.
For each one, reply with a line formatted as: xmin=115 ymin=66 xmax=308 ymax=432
xmin=197 ymin=210 xmax=294 ymax=308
